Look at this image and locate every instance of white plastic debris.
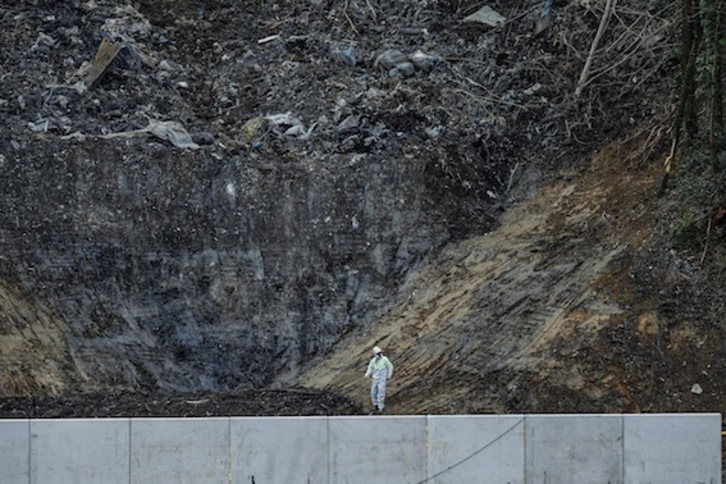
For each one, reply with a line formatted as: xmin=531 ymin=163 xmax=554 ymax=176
xmin=28 ymin=119 xmax=50 ymax=133
xmin=463 ymin=6 xmax=506 ymax=27
xmin=258 ymin=34 xmax=281 ymax=44
xmin=264 ymin=112 xmax=315 ymax=139
xmin=59 ymin=131 xmax=87 ymax=141
xmin=524 ymin=83 xmax=543 ymax=95
xmin=374 ymin=49 xmax=416 ymax=78
xmin=375 ymin=49 xmax=408 ymax=70
xmin=409 ymin=49 xmax=439 ymax=72
xmin=146 ymin=120 xmax=200 ymax=149
xmin=265 ymin=112 xmax=300 ymax=127
xmin=30 ymin=32 xmax=56 ymax=51
xmin=425 ymin=126 xmax=442 ymax=139
xmin=690 ymin=383 xmax=703 ymax=395
xmin=98 ymin=120 xmax=200 ymax=149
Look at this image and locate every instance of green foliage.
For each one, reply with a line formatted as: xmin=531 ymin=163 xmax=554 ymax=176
xmin=668 ymin=148 xmax=725 ymax=252
xmin=672 ymin=0 xmax=725 ymax=169
xmin=713 ymin=133 xmax=726 ymax=170
xmin=675 ymin=154 xmax=723 ymax=205
xmin=677 ymin=143 xmax=710 ymax=174
xmin=670 ymin=212 xmax=702 ymax=251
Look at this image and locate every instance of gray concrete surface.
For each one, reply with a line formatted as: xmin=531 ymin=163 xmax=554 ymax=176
xmin=0 ymin=419 xmax=29 ymax=484
xmin=427 ymin=415 xmax=525 ymax=483
xmin=129 ymin=418 xmax=229 ymax=484
xmin=623 ymin=414 xmax=721 ymax=484
xmin=525 ymin=414 xmax=624 ymax=483
xmin=29 ymin=419 xmax=128 ymax=484
xmin=0 ymin=414 xmax=720 ymax=484
xmin=230 ymin=417 xmax=327 ymax=483
xmin=328 ymin=416 xmax=427 ymax=484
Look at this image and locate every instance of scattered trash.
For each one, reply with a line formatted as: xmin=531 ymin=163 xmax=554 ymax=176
xmin=375 ymin=49 xmax=438 ymax=77
xmin=336 ymin=115 xmax=360 ymax=134
xmin=691 ymin=383 xmax=703 ymax=395
xmin=463 ymin=6 xmax=507 ymax=27
xmin=158 ymin=59 xmax=174 ymax=71
xmin=534 ymin=16 xmax=552 ymax=35
xmin=28 ymin=119 xmax=50 ymax=133
xmin=30 ymin=32 xmax=56 ymax=52
xmin=330 ymin=43 xmax=359 ymax=67
xmin=103 ymin=5 xmax=151 ymax=37
xmin=27 ymin=113 xmax=72 ymax=134
xmin=1 ymin=0 xmax=659 ymax=295
xmin=258 ymin=34 xmax=281 ymax=44
xmin=425 ymin=126 xmax=442 ymax=139
xmin=524 ymin=83 xmax=543 ymax=95
xmin=99 ymin=120 xmax=200 ymax=149
xmin=99 ymin=4 xmax=156 ymax=67
xmin=409 ymin=50 xmax=439 ymax=73
xmin=399 ymin=27 xmax=427 ymax=36
xmin=59 ymin=131 xmax=87 ymax=142
xmin=535 ymin=0 xmax=554 ymax=35
xmin=240 ymin=117 xmax=269 ymax=145
xmin=84 ymin=38 xmax=122 ymax=89
xmin=264 ymin=113 xmax=316 ymax=139
xmin=375 ymin=49 xmax=409 ymax=71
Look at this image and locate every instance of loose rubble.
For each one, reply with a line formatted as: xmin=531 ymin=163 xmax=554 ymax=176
xmin=0 ymin=0 xmax=677 ymax=416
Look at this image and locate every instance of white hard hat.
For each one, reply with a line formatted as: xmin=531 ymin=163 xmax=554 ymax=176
xmin=372 ymin=346 xmax=383 ymax=355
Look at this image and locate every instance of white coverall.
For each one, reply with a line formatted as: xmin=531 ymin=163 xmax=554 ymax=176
xmin=364 ymin=353 xmax=393 ymax=411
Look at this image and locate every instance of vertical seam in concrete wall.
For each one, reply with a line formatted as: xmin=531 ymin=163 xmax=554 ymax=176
xmin=424 ymin=415 xmax=430 ymax=482
xmin=128 ymin=418 xmax=132 ymax=484
xmin=620 ymin=414 xmax=625 ymax=484
xmin=227 ymin=418 xmax=231 ymax=484
xmin=720 ymin=413 xmax=723 ymax=484
xmin=326 ymin=417 xmax=331 ymax=484
xmin=27 ymin=419 xmax=31 ymax=484
xmin=522 ymin=414 xmax=530 ymax=484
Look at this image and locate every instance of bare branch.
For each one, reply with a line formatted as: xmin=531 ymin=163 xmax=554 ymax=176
xmin=575 ymin=0 xmax=617 ymax=98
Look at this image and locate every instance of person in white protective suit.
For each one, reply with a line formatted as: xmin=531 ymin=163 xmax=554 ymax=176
xmin=364 ymin=346 xmax=393 ymax=412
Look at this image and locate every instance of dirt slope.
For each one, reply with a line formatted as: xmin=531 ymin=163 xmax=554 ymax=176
xmin=3 ymin=0 xmax=722 ymax=421
xmin=291 ymin=125 xmax=726 ymax=415
xmin=0 ymin=260 xmax=86 ymax=396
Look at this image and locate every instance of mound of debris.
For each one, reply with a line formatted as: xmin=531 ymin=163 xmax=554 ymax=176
xmin=0 ymin=0 xmax=675 ymax=414
xmin=0 ymin=388 xmax=362 ymax=418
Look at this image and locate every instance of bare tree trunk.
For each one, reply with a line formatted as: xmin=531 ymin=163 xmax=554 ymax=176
xmin=662 ymin=0 xmax=702 ymax=193
xmin=683 ymin=0 xmax=701 ymax=141
xmin=709 ymin=0 xmax=724 ymax=169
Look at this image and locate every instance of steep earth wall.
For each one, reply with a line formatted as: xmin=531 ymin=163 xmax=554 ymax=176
xmin=0 ymin=0 xmax=672 ymax=397
xmin=0 ymin=134 xmax=453 ymax=393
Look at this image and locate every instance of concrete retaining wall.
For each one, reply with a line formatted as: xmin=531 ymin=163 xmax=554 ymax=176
xmin=1 ymin=414 xmax=720 ymax=484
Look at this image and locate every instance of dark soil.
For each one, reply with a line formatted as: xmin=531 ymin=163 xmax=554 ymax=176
xmin=0 ymin=388 xmax=362 ymax=418
xmin=0 ymin=0 xmax=704 ymax=423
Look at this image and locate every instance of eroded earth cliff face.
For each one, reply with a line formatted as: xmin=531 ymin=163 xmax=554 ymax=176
xmin=4 ymin=0 xmax=715 ymax=420
xmin=2 ymin=135 xmax=454 ymax=393
xmin=293 ymin=135 xmax=726 ymax=416
xmin=2 ymin=0 xmax=489 ymax=395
